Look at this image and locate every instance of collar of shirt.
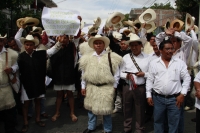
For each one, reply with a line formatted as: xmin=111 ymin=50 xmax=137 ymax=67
xmin=0 ymin=47 xmax=7 ymax=55
xmin=92 ymin=50 xmax=106 ymax=57
xmin=25 ymin=50 xmax=35 ymax=57
xmin=132 ymin=52 xmax=144 ymax=58
xmin=157 ymin=57 xmax=178 ymax=68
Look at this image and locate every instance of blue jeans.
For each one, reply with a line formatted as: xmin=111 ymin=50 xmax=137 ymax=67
xmin=153 ymin=94 xmax=181 ymax=133
xmin=28 ymin=98 xmax=45 ymax=116
xmin=88 ymin=111 xmax=112 ymax=132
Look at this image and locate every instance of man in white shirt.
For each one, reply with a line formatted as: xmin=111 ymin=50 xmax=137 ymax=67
xmin=120 ymin=33 xmax=150 ymax=133
xmin=146 ymin=39 xmax=191 ymax=133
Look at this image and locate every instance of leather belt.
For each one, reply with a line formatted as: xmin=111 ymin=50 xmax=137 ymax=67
xmin=152 ymin=90 xmax=180 ymax=98
xmin=90 ymin=82 xmax=107 ymax=87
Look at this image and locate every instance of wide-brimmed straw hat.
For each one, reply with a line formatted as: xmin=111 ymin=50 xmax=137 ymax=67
xmin=125 ymin=33 xmax=145 ymax=46
xmin=16 ymin=17 xmax=39 ymax=28
xmin=0 ymin=34 xmax=7 ymax=39
xmin=170 ymin=19 xmax=184 ymax=32
xmin=185 ymin=13 xmax=194 ymax=31
xmin=93 ymin=17 xmax=101 ymax=28
xmin=20 ymin=35 xmax=39 ymax=46
xmin=88 ymin=35 xmax=110 ymax=49
xmin=31 ymin=26 xmax=42 ymax=34
xmin=145 ymin=21 xmax=157 ymax=33
xmin=106 ymin=12 xmax=125 ymax=27
xmin=112 ymin=31 xmax=122 ymax=41
xmin=139 ymin=8 xmax=156 ymax=23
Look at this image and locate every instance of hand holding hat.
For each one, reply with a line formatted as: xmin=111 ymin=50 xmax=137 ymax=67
xmin=165 ymin=28 xmax=175 ymax=36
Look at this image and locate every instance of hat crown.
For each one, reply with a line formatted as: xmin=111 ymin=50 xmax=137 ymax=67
xmin=25 ymin=35 xmax=35 ymax=40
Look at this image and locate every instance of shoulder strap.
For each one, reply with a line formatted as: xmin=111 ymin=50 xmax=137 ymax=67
xmin=5 ymin=48 xmax=8 ymax=67
xmin=129 ymin=53 xmax=142 ymax=72
xmin=108 ymin=52 xmax=114 ymax=76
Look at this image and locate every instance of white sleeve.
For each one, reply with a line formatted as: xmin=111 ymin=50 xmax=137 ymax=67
xmin=190 ymin=30 xmax=199 ymax=53
xmin=155 ymin=32 xmax=167 ymax=46
xmin=120 ymin=58 xmax=127 ymax=80
xmin=11 ymin=61 xmax=19 ymax=73
xmin=146 ymin=62 xmax=155 ymax=98
xmin=14 ymin=28 xmax=24 ymax=49
xmin=46 ymin=42 xmax=62 ymax=58
xmin=180 ymin=61 xmax=191 ymax=95
xmin=81 ymin=70 xmax=86 ymax=89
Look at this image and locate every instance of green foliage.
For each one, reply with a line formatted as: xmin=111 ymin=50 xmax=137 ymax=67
xmin=143 ymin=2 xmax=174 ymax=9
xmin=175 ymin=0 xmax=199 ymax=23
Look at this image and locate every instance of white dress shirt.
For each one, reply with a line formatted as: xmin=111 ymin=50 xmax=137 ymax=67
xmin=146 ymin=57 xmax=191 ymax=98
xmin=81 ymin=50 xmax=120 ymax=89
xmin=194 ymin=72 xmax=200 ymax=110
xmin=149 ymin=52 xmax=160 ymax=62
xmin=120 ymin=52 xmax=150 ymax=85
xmin=156 ymin=31 xmax=193 ymax=63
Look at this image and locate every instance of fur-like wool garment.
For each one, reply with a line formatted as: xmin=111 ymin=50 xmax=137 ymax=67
xmin=79 ymin=51 xmax=122 ymax=115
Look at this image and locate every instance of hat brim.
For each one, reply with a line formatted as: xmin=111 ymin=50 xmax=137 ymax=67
xmin=16 ymin=18 xmax=25 ymax=28
xmin=185 ymin=13 xmax=194 ymax=31
xmin=125 ymin=38 xmax=145 ymax=46
xmin=170 ymin=19 xmax=184 ymax=32
xmin=32 ymin=27 xmax=43 ymax=34
xmin=106 ymin=12 xmax=125 ymax=27
xmin=139 ymin=8 xmax=156 ymax=23
xmin=88 ymin=36 xmax=110 ymax=49
xmin=24 ymin=18 xmax=39 ymax=27
xmin=20 ymin=38 xmax=39 ymax=46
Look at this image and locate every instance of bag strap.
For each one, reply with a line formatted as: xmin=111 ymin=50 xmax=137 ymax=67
xmin=129 ymin=53 xmax=142 ymax=72
xmin=108 ymin=52 xmax=114 ymax=76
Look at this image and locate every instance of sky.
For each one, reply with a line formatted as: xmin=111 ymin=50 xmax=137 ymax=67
xmin=52 ymin=0 xmax=176 ymax=24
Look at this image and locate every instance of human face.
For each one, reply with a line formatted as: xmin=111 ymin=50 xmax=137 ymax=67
xmin=152 ymin=42 xmax=159 ymax=54
xmin=8 ymin=40 xmax=20 ymax=52
xmin=24 ymin=41 xmax=35 ymax=55
xmin=62 ymin=35 xmax=69 ymax=46
xmin=120 ymin=40 xmax=128 ymax=50
xmin=149 ymin=37 xmax=155 ymax=46
xmin=160 ymin=43 xmax=174 ymax=60
xmin=93 ymin=40 xmax=105 ymax=54
xmin=129 ymin=41 xmax=142 ymax=56
xmin=170 ymin=37 xmax=181 ymax=51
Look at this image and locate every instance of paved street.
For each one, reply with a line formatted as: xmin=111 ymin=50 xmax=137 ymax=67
xmin=0 ymin=88 xmax=196 ymax=133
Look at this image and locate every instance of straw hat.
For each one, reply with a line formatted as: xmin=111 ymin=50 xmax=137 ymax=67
xmin=31 ymin=26 xmax=42 ymax=34
xmin=20 ymin=35 xmax=39 ymax=46
xmin=88 ymin=26 xmax=98 ymax=34
xmin=185 ymin=13 xmax=194 ymax=31
xmin=123 ymin=20 xmax=134 ymax=27
xmin=106 ymin=12 xmax=125 ymax=27
xmin=93 ymin=17 xmax=101 ymax=28
xmin=112 ymin=31 xmax=122 ymax=41
xmin=170 ymin=19 xmax=184 ymax=32
xmin=16 ymin=17 xmax=39 ymax=28
xmin=0 ymin=34 xmax=7 ymax=39
xmin=114 ymin=21 xmax=124 ymax=29
xmin=139 ymin=8 xmax=156 ymax=23
xmin=125 ymin=33 xmax=145 ymax=46
xmin=145 ymin=21 xmax=157 ymax=33
xmin=88 ymin=35 xmax=110 ymax=49
xmin=194 ymin=25 xmax=199 ymax=34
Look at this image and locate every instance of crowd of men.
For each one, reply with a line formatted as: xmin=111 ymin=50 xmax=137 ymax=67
xmin=0 ymin=8 xmax=200 ymax=133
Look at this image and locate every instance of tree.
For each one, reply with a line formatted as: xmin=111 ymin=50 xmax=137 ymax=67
xmin=143 ymin=2 xmax=174 ymax=9
xmin=175 ymin=0 xmax=199 ymax=24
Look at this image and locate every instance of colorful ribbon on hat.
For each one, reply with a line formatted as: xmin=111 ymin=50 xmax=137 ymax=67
xmin=129 ymin=74 xmax=137 ymax=90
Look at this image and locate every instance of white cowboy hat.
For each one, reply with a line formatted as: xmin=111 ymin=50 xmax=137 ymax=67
xmin=112 ymin=31 xmax=122 ymax=41
xmin=194 ymin=25 xmax=199 ymax=34
xmin=16 ymin=17 xmax=39 ymax=28
xmin=139 ymin=8 xmax=156 ymax=23
xmin=0 ymin=34 xmax=7 ymax=39
xmin=125 ymin=33 xmax=145 ymax=46
xmin=88 ymin=35 xmax=110 ymax=49
xmin=164 ymin=19 xmax=170 ymax=31
xmin=31 ymin=26 xmax=42 ymax=34
xmin=93 ymin=17 xmax=101 ymax=28
xmin=106 ymin=12 xmax=125 ymax=27
xmin=114 ymin=21 xmax=124 ymax=30
xmin=185 ymin=13 xmax=194 ymax=31
xmin=88 ymin=26 xmax=98 ymax=34
xmin=145 ymin=21 xmax=157 ymax=33
xmin=170 ymin=19 xmax=184 ymax=32
xmin=133 ymin=19 xmax=142 ymax=30
xmin=123 ymin=20 xmax=134 ymax=27
xmin=20 ymin=35 xmax=39 ymax=46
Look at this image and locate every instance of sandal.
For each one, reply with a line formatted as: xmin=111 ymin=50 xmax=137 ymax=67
xmin=70 ymin=114 xmax=78 ymax=122
xmin=51 ymin=113 xmax=60 ymax=122
xmin=21 ymin=125 xmax=29 ymax=133
xmin=41 ymin=113 xmax=49 ymax=118
xmin=36 ymin=121 xmax=45 ymax=127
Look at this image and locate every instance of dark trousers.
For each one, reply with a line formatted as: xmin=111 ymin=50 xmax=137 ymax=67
xmin=123 ymin=84 xmax=146 ymax=133
xmin=196 ymin=108 xmax=200 ymax=133
xmin=0 ymin=107 xmax=16 ymax=133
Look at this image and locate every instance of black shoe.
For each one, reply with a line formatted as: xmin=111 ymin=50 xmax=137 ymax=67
xmin=191 ymin=117 xmax=196 ymax=122
xmin=83 ymin=128 xmax=95 ymax=133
